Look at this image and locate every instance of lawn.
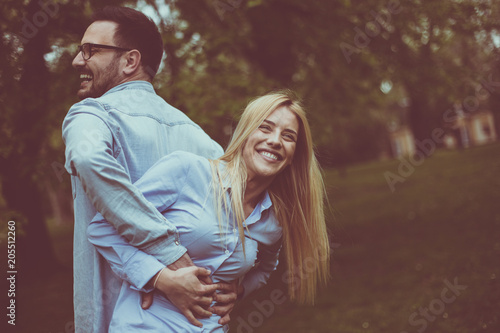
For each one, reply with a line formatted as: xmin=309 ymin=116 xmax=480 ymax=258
xmin=14 ymin=143 xmax=500 ymax=332
xmin=230 ymin=143 xmax=500 ymax=333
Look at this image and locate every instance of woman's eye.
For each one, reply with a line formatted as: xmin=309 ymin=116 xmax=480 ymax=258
xmin=259 ymin=125 xmax=271 ymax=131
xmin=283 ymin=134 xmax=296 ymax=142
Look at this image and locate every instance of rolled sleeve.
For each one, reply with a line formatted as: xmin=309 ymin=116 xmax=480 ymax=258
xmin=87 ymin=216 xmax=167 ymax=291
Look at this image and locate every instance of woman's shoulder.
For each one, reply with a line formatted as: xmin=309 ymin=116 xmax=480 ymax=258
xmin=168 ymin=151 xmax=213 ymax=179
xmin=146 ymin=151 xmax=212 ymax=181
xmin=156 ymin=150 xmax=210 ymax=166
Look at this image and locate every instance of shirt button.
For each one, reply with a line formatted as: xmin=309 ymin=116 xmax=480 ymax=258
xmin=225 ymin=250 xmax=229 ymax=255
xmin=233 ymin=228 xmax=237 ymax=233
xmin=174 ymin=241 xmax=179 ymax=245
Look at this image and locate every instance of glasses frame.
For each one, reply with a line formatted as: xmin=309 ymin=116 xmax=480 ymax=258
xmin=77 ymin=43 xmax=132 ymax=61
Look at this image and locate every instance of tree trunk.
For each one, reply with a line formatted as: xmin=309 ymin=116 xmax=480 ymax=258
xmin=1 ymin=0 xmax=59 ymax=276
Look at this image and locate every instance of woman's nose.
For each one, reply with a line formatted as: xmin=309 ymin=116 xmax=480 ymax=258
xmin=266 ymin=131 xmax=282 ymax=147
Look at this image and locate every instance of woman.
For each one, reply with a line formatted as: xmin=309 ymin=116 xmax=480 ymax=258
xmin=87 ymin=90 xmax=330 ymax=331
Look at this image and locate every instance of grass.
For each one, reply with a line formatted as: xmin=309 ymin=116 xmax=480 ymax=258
xmin=230 ymin=143 xmax=500 ymax=333
xmin=14 ymin=143 xmax=500 ymax=332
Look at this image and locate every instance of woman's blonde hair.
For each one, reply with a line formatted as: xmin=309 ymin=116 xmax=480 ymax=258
xmin=210 ymin=90 xmax=330 ymax=304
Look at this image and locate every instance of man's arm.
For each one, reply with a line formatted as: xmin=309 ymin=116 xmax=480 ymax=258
xmin=87 ymin=215 xmax=219 ymax=327
xmin=63 ymin=104 xmax=185 ymax=265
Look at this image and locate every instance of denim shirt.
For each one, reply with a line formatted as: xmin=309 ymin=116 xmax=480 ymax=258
xmin=62 ymin=81 xmax=223 ymax=333
xmin=87 ymin=152 xmax=282 ymax=332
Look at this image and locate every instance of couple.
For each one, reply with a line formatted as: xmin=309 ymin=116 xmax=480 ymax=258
xmin=63 ymin=6 xmax=330 ymax=333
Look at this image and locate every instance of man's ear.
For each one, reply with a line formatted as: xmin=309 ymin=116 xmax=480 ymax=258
xmin=122 ymin=49 xmax=142 ymax=75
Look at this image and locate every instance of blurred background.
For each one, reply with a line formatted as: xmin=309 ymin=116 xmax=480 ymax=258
xmin=1 ymin=0 xmax=499 ymax=332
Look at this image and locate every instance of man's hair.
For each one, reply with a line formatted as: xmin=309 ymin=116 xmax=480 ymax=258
xmin=92 ymin=6 xmax=163 ymax=79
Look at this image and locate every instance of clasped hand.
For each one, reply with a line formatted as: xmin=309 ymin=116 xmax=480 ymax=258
xmin=141 ymin=253 xmax=239 ymax=327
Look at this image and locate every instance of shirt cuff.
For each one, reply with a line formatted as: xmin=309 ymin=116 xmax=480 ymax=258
xmin=140 ymin=236 xmax=189 ymax=266
xmin=123 ymin=251 xmax=166 ymax=292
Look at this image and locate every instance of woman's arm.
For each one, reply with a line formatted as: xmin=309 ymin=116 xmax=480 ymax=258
xmin=239 ymin=241 xmax=282 ymax=298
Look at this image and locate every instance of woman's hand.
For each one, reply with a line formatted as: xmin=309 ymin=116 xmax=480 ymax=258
xmin=153 ymin=265 xmax=219 ymax=327
xmin=210 ymin=280 xmax=244 ymax=325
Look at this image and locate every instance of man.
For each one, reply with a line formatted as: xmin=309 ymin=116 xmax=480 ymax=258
xmin=63 ymin=6 xmax=236 ymax=332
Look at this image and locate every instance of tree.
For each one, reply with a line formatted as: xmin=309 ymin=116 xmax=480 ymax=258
xmin=0 ymin=0 xmax=131 ymax=274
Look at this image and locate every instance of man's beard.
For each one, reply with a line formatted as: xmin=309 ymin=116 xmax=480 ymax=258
xmin=77 ymin=58 xmax=121 ymax=100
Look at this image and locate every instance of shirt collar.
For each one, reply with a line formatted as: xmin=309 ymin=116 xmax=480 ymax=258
xmin=217 ymin=161 xmax=273 ymax=223
xmin=103 ymin=81 xmax=155 ymax=96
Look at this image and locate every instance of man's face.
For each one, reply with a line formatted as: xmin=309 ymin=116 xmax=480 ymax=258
xmin=72 ymin=21 xmax=125 ymax=100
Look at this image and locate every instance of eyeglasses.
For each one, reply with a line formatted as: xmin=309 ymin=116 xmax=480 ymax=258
xmin=77 ymin=43 xmax=132 ymax=61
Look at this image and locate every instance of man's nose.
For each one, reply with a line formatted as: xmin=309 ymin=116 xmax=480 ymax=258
xmin=72 ymin=51 xmax=85 ymax=69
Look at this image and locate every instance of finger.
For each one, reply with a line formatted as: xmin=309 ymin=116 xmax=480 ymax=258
xmin=194 ymin=267 xmax=212 ymax=277
xmin=218 ymin=313 xmax=231 ymax=325
xmin=199 ymin=283 xmax=220 ymax=296
xmin=195 ymin=295 xmax=214 ymax=307
xmin=182 ymin=309 xmax=203 ymax=328
xmin=191 ymin=304 xmax=213 ymax=319
xmin=141 ymin=292 xmax=154 ymax=309
xmin=213 ymin=292 xmax=237 ymax=304
xmin=216 ymin=282 xmax=238 ymax=292
xmin=199 ymin=274 xmax=213 ymax=285
xmin=210 ymin=304 xmax=232 ymax=316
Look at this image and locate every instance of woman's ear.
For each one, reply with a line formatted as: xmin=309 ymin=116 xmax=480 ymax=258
xmin=122 ymin=49 xmax=142 ymax=75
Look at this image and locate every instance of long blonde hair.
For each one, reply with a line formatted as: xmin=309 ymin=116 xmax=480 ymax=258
xmin=210 ymin=90 xmax=330 ymax=304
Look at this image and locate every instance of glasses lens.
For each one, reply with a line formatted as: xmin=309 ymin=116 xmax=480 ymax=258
xmin=82 ymin=44 xmax=91 ymax=60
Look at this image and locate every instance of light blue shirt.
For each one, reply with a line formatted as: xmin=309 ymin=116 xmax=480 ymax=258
xmin=87 ymin=152 xmax=282 ymax=332
xmin=62 ymin=81 xmax=223 ymax=333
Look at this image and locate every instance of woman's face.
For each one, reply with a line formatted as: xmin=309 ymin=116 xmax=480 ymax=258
xmin=242 ymin=106 xmax=299 ymax=183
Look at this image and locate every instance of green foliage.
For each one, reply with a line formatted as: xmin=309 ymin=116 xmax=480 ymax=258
xmin=1 ymin=0 xmax=499 ymax=296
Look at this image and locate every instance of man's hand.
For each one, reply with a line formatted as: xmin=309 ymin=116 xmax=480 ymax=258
xmin=167 ymin=252 xmax=195 ymax=270
xmin=167 ymin=253 xmax=212 ymax=285
xmin=141 ymin=253 xmax=214 ymax=310
xmin=154 ymin=266 xmax=219 ymax=327
xmin=210 ymin=280 xmax=243 ymax=325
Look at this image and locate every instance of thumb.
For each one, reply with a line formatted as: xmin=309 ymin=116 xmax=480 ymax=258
xmin=195 ymin=267 xmax=212 ymax=277
xmin=141 ymin=292 xmax=154 ymax=309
